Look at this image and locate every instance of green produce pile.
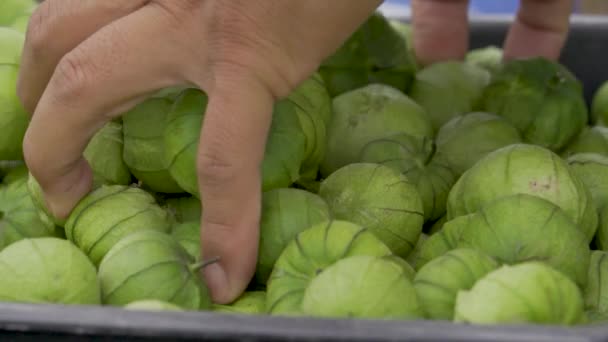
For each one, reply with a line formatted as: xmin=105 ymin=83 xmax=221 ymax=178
xmin=4 ymin=7 xmax=608 ymax=328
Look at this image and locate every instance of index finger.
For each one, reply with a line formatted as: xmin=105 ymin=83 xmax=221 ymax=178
xmin=197 ymin=70 xmax=275 ymax=304
xmin=503 ymin=0 xmax=574 ymax=61
xmin=23 ymin=5 xmax=188 ymax=219
xmin=17 ymin=0 xmax=148 ymax=115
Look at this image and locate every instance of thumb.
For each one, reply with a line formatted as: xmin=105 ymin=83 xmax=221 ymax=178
xmin=197 ymin=71 xmax=275 ymax=304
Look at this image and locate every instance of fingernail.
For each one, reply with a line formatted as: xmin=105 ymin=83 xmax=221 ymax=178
xmin=202 ymin=262 xmax=230 ymax=304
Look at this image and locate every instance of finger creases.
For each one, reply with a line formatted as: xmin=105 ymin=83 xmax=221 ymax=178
xmin=17 ymin=0 xmax=149 ymax=116
xmin=503 ymin=0 xmax=574 ymax=61
xmin=24 ymin=4 xmax=189 ymax=219
xmin=411 ymin=0 xmax=470 ymax=66
xmin=198 ymin=74 xmax=275 ymax=304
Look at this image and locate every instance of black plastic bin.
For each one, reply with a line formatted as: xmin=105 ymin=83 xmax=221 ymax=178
xmin=2 ymin=14 xmax=608 ymax=342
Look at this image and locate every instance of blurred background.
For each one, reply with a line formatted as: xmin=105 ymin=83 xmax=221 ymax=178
xmin=379 ymin=0 xmax=608 ymax=17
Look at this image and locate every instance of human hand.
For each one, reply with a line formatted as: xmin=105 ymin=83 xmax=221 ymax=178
xmin=16 ymin=0 xmax=382 ymax=304
xmin=411 ymin=0 xmax=574 ymax=66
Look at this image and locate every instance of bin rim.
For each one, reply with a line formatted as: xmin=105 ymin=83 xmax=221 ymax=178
xmin=0 ymin=301 xmax=602 ymax=341
xmin=386 ymin=13 xmax=608 ymax=25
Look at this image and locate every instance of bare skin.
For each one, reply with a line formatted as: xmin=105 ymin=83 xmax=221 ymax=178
xmin=17 ymin=0 xmax=573 ymax=304
xmin=411 ymin=0 xmax=573 ymax=65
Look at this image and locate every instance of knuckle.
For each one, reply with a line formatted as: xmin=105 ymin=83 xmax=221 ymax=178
xmin=25 ymin=4 xmax=54 ymax=56
xmin=201 ymin=218 xmax=237 ymax=238
xmin=197 ymin=149 xmax=241 ymax=189
xmin=156 ymin=0 xmax=199 ymax=11
xmin=151 ymin=0 xmax=199 ymax=25
xmin=97 ymin=0 xmax=141 ymax=13
xmin=51 ymin=49 xmax=95 ymax=102
xmin=207 ymin=19 xmax=301 ymax=99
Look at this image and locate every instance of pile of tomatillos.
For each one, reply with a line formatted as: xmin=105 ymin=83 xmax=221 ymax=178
xmin=4 ymin=2 xmax=608 ymax=326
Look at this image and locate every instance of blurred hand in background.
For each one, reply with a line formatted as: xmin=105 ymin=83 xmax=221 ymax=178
xmin=411 ymin=0 xmax=574 ymax=66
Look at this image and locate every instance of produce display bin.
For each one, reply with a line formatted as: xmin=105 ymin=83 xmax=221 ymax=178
xmin=2 ymin=14 xmax=608 ymax=342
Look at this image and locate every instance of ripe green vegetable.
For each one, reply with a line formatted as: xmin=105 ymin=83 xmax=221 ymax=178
xmin=261 ymin=80 xmax=328 ymax=192
xmin=289 ymin=73 xmax=333 ymax=127
xmin=257 ymin=188 xmax=331 ymax=284
xmin=358 ymin=133 xmax=456 ymax=222
xmin=319 ymin=12 xmax=416 ymax=97
xmin=123 ymin=96 xmax=184 ymax=193
xmin=406 ymin=233 xmax=428 ymax=266
xmin=27 ymin=173 xmax=66 ymax=227
xmin=98 ymin=230 xmax=211 ymax=310
xmin=162 ymin=88 xmax=207 ymax=197
xmin=300 ymin=255 xmax=423 ymax=319
xmin=0 ymin=238 xmax=101 ymax=305
xmin=164 ymin=80 xmax=323 ymax=197
xmin=388 ymin=20 xmax=412 ymax=44
xmin=164 ymin=196 xmax=201 ymax=224
xmin=584 ymin=251 xmax=608 ymax=315
xmin=65 ymin=185 xmax=172 ymax=266
xmin=357 ymin=132 xmax=433 ymax=174
xmin=321 ymin=84 xmax=432 ymax=177
xmin=319 ymin=163 xmax=424 ymax=258
xmin=447 ymin=144 xmax=598 ymax=242
xmin=592 ymin=80 xmax=608 ymax=125
xmin=266 ymin=220 xmax=392 ymax=315
xmin=454 ymin=262 xmax=585 ymax=325
xmin=414 ymin=215 xmax=467 ymax=270
xmin=1 ymin=162 xmax=27 ymax=185
xmin=435 ymin=112 xmax=522 ymax=175
xmin=124 ymin=300 xmax=184 ymax=311
xmin=567 ymin=153 xmax=608 ymax=210
xmin=481 ymin=58 xmax=587 ymax=151
xmin=400 ymin=159 xmax=457 ymax=223
xmin=171 ymin=221 xmax=200 ymax=261
xmin=562 ymin=126 xmax=608 ymax=157
xmin=586 ymin=310 xmax=608 ymax=324
xmin=0 ymin=0 xmax=37 ymax=27
xmin=436 ymin=194 xmax=591 ymax=287
xmin=388 ymin=20 xmax=417 ymax=71
xmin=465 ymin=46 xmax=503 ymax=73
xmin=214 ymin=291 xmax=266 ymax=315
xmin=0 ymin=177 xmax=58 ymax=249
xmin=387 ymin=254 xmax=417 ymax=280
xmin=0 ymin=28 xmax=28 ymax=160
xmin=409 ymin=61 xmax=491 ymax=132
xmin=84 ymin=121 xmax=132 ymax=187
xmin=414 ymin=248 xmax=499 ymax=320
xmin=288 ymin=73 xmax=332 ymax=187
xmin=8 ymin=6 xmax=34 ymax=33
xmin=596 ymin=205 xmax=608 ymax=251
xmin=427 ymin=215 xmax=446 ymax=236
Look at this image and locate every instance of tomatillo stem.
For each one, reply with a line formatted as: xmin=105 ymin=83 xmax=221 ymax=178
xmin=190 ymin=256 xmax=221 ymax=272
